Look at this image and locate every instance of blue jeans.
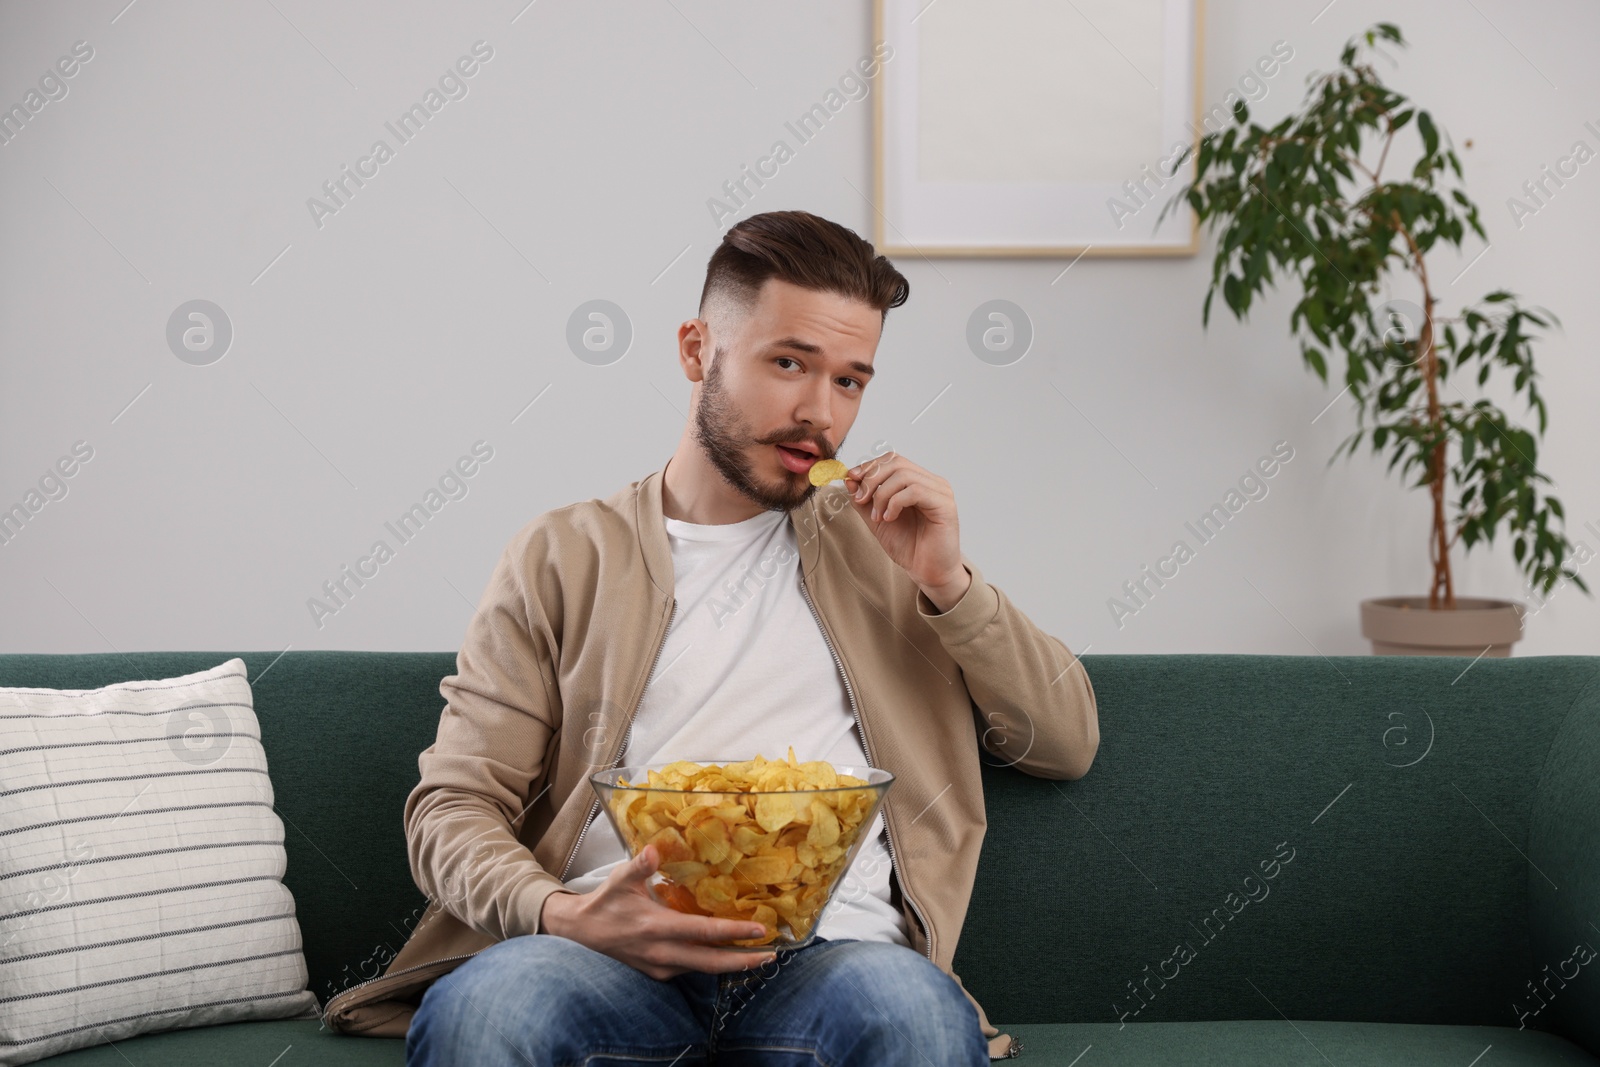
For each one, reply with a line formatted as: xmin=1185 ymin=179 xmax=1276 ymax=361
xmin=406 ymin=934 xmax=991 ymax=1066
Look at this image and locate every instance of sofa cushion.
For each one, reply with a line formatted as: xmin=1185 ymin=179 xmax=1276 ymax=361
xmin=0 ymin=651 xmax=454 ymax=1014
xmin=25 ymin=1018 xmax=1599 ymax=1065
xmin=18 ymin=1020 xmax=402 ymax=1066
xmin=1002 ymin=1020 xmax=1598 ymax=1065
xmin=0 ymin=660 xmax=319 ymax=1065
xmin=954 ymin=654 xmax=1600 ymax=1035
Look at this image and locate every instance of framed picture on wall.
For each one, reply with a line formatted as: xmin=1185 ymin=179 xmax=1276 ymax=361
xmin=873 ymin=0 xmax=1205 ymax=258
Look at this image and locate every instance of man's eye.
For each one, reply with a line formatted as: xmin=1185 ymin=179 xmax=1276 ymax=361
xmin=776 ymin=357 xmax=860 ymax=391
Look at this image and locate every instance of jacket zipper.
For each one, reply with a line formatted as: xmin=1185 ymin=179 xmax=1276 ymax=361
xmin=559 ymin=596 xmax=677 ymax=881
xmin=798 ymin=574 xmax=935 ymax=963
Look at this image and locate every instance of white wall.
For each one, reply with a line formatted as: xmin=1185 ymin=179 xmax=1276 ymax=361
xmin=2 ymin=0 xmax=1595 ymax=658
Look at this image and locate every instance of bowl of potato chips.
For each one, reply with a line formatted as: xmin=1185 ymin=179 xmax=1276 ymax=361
xmin=591 ymin=747 xmax=893 ymax=951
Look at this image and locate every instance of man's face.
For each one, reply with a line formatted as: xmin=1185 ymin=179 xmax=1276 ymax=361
xmin=690 ymin=278 xmax=881 ymax=512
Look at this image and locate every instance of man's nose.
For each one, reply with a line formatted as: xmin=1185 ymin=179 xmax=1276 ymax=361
xmin=795 ymin=381 xmax=835 ymax=438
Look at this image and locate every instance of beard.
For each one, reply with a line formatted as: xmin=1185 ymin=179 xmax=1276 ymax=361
xmin=692 ymin=349 xmax=832 ymax=513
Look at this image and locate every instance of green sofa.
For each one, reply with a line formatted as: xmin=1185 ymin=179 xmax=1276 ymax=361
xmin=4 ymin=651 xmax=1597 ymax=1066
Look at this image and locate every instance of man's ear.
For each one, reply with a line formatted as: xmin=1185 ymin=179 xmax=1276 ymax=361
xmin=677 ymin=318 xmax=710 ymax=383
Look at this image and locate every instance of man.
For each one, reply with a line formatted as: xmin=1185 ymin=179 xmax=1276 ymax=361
xmin=322 ymin=210 xmax=1099 ymax=1063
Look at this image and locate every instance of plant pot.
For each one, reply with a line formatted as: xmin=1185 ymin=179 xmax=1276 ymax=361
xmin=1359 ymin=596 xmax=1526 ymax=657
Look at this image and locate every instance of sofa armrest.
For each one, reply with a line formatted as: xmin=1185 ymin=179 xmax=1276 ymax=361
xmin=1527 ymin=665 xmax=1600 ymax=1055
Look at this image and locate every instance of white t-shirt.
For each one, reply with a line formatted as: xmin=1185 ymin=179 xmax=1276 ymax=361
xmin=561 ymin=506 xmax=908 ymax=947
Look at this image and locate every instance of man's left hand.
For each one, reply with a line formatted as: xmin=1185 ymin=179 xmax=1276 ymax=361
xmin=844 ymin=451 xmax=971 ymax=611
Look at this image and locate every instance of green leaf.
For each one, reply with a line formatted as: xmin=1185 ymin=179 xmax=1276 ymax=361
xmin=1306 ymin=346 xmax=1328 ymax=382
xmin=1417 ymin=112 xmax=1439 ymax=157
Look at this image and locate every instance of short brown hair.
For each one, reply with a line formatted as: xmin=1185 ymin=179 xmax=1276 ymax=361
xmin=699 ymin=210 xmax=910 ymax=329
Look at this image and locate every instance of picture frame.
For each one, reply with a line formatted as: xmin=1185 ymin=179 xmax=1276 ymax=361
xmin=872 ymin=0 xmax=1205 ymax=258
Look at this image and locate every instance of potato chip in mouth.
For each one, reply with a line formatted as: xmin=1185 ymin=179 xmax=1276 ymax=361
xmin=807 ymin=458 xmax=849 ymax=487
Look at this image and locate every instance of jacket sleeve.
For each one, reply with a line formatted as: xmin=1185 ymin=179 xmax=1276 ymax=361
xmin=402 ymin=526 xmax=579 ymax=941
xmin=914 ymin=553 xmax=1099 ymax=780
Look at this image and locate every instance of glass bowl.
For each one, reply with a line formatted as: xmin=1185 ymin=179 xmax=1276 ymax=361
xmin=590 ymin=757 xmax=894 ymax=951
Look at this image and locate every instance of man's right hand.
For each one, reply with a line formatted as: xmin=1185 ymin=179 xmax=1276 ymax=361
xmin=539 ymin=843 xmax=778 ymax=980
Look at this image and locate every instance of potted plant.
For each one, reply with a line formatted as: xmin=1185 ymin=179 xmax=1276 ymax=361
xmin=1160 ymin=22 xmax=1590 ymax=656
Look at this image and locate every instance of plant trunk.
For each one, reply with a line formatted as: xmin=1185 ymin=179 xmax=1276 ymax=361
xmin=1394 ymin=210 xmax=1455 ymax=610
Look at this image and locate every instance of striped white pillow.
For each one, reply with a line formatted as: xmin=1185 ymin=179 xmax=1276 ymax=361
xmin=0 ymin=658 xmax=319 ymax=1065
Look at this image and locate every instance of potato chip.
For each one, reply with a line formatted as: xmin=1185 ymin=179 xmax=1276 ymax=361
xmin=807 ymin=458 xmax=849 ymax=486
xmin=608 ymin=748 xmax=880 ymax=946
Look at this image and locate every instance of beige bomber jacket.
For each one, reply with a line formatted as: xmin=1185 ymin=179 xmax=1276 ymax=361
xmin=322 ymin=463 xmax=1099 ymax=1060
